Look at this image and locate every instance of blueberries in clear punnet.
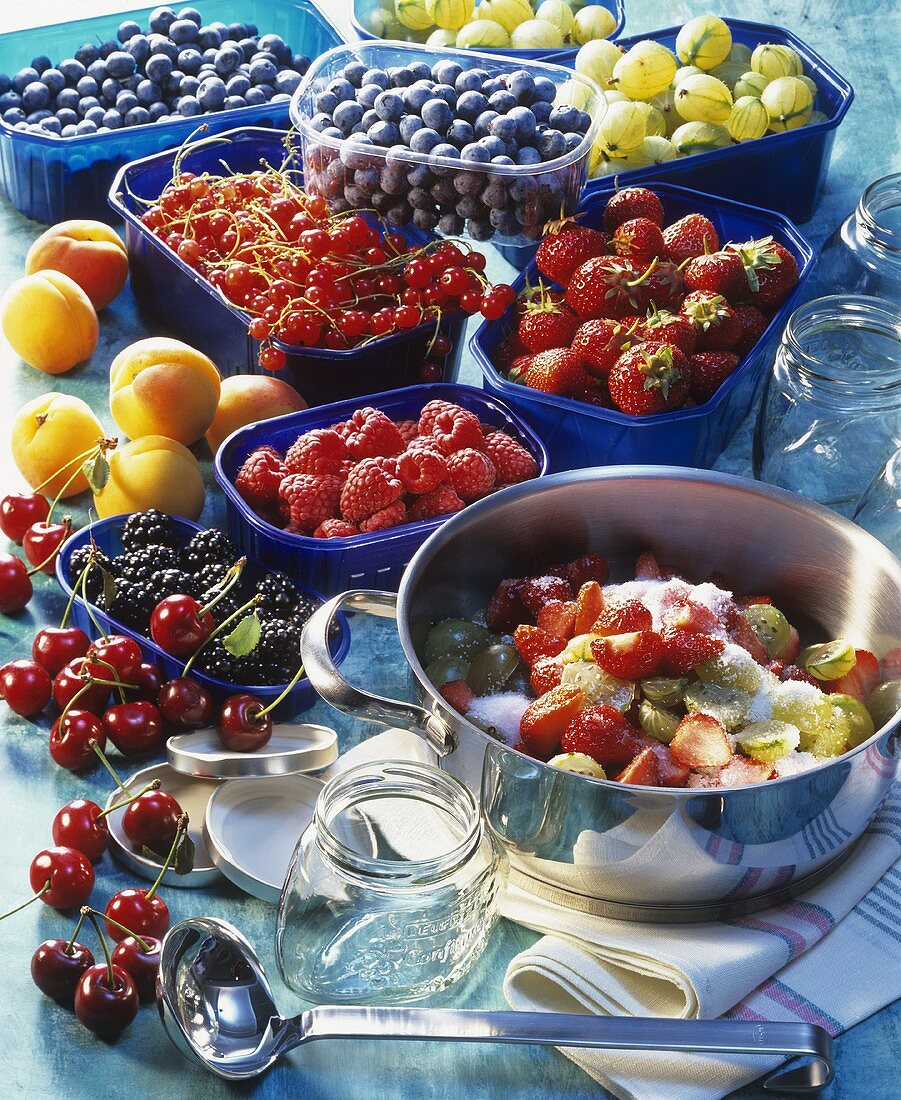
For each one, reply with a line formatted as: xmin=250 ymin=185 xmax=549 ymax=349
xmin=478 ymin=134 xmax=507 ymax=159
xmin=508 ymin=105 xmax=537 ymax=140
xmin=404 ymin=80 xmax=433 ymax=114
xmin=357 ymin=83 xmax=380 ymax=110
xmin=446 ymin=118 xmax=475 ymax=147
xmin=362 ymin=68 xmax=389 ymax=90
xmin=508 ymin=70 xmax=535 ymax=104
xmin=21 ymin=82 xmax=50 ymax=111
xmin=456 ymin=90 xmax=488 ymax=122
xmin=461 ymin=142 xmax=491 ymax=164
xmin=488 ymin=114 xmax=516 ymax=143
xmin=55 ymin=107 xmax=78 ymax=127
xmin=516 ymin=145 xmax=542 ymax=165
xmin=531 ymin=100 xmax=551 ymax=124
xmin=149 ymin=7 xmax=178 ymax=34
xmin=328 ymin=77 xmax=356 ymax=103
xmin=178 ymin=49 xmax=203 ymax=75
xmin=360 ymin=108 xmax=379 ymax=130
xmin=421 ymin=97 xmax=453 ymax=132
xmin=315 ymin=90 xmax=339 ymax=115
xmin=106 ymin=51 xmax=137 ymax=79
xmin=564 ymin=131 xmax=583 ymax=153
xmin=251 ymin=57 xmax=278 ymax=85
xmin=368 ymin=120 xmax=400 ymax=146
xmin=215 ymin=47 xmax=242 ymax=76
xmin=77 ymin=96 xmax=101 ymax=117
xmin=454 ymin=70 xmax=482 ymax=94
xmin=577 ymin=110 xmax=592 ymax=133
xmin=374 ymin=90 xmax=404 ymax=123
xmin=409 ymin=126 xmax=442 ymax=153
xmin=118 ymin=20 xmax=142 ymax=43
xmin=538 ymin=128 xmax=567 ymax=159
xmin=343 ymin=61 xmax=368 ymax=88
xmin=398 ymin=113 xmax=422 ymax=143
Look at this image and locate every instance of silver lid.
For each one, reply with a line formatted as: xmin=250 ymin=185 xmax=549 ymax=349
xmin=166 ymin=724 xmax=339 ymax=779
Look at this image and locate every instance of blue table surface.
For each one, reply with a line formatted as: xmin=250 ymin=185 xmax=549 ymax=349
xmin=1 ymin=1 xmax=899 ymax=1097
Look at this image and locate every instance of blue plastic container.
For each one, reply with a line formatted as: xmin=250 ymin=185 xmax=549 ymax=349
xmin=470 ymin=183 xmax=814 ymax=471
xmin=0 ymin=0 xmax=343 ymax=224
xmin=55 ymin=515 xmax=349 ymax=721
xmin=574 ymin=19 xmax=853 ymax=224
xmin=109 ymin=127 xmax=466 ymax=404
xmin=214 ymin=382 xmax=550 ymax=594
xmin=350 ymin=0 xmax=624 ymax=63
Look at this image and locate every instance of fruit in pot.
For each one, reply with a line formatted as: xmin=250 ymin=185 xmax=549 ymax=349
xmin=11 ymin=393 xmax=103 ymax=498
xmin=109 ymin=337 xmax=221 ymax=446
xmin=205 ymin=375 xmax=306 ymax=454
xmin=0 ymin=270 xmax=98 ymax=374
xmin=92 ymin=435 xmax=204 ymax=520
xmin=25 ymin=220 xmax=128 ymax=311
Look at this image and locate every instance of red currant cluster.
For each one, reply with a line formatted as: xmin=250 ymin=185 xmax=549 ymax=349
xmin=138 ymin=164 xmax=514 ymax=370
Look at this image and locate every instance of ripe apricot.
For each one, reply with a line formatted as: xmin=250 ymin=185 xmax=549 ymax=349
xmin=205 ymin=375 xmax=307 ymax=454
xmin=93 ymin=436 xmax=205 ymax=520
xmin=1 ymin=271 xmax=98 ymax=374
xmin=26 ymin=220 xmax=128 ymax=311
xmin=11 ymin=393 xmax=104 ymax=498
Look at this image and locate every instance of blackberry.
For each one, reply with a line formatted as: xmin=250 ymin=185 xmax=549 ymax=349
xmin=68 ymin=545 xmax=115 ymax=601
xmin=182 ymin=528 xmax=239 ymax=575
xmin=256 ymin=616 xmax=301 ymax=683
xmin=148 ymin=569 xmax=191 ymax=601
xmin=106 ymin=578 xmax=156 ymax=630
xmin=256 ymin=572 xmax=300 ymax=618
xmin=121 ymin=509 xmax=179 ymax=551
xmin=119 ymin=544 xmax=180 ymax=582
xmin=198 ymin=583 xmax=246 ymax=624
xmin=193 ymin=636 xmax=240 ymax=683
xmin=291 ymin=595 xmax=320 ymax=630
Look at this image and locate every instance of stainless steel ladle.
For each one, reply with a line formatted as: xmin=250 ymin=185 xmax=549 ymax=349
xmin=157 ymin=917 xmax=834 ymax=1093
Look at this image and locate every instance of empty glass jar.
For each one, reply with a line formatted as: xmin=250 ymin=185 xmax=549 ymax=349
xmin=276 ymin=760 xmax=501 ymax=1004
xmin=754 ymin=296 xmax=901 ymax=513
xmin=853 ymin=446 xmax=901 ymax=555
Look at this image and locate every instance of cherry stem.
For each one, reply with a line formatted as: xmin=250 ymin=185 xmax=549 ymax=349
xmin=59 ymin=680 xmax=95 ymax=725
xmin=182 ymin=594 xmax=262 ymax=677
xmin=25 ymin=517 xmax=72 ymax=577
xmin=197 ymin=557 xmax=246 ymax=618
xmin=90 ymin=656 xmax=131 ymax=704
xmin=85 ymin=908 xmax=152 ymax=953
xmin=66 ymin=908 xmax=88 ymax=954
xmin=256 ymin=660 xmax=307 ymax=719
xmin=60 ymin=555 xmax=94 ymax=630
xmin=0 ymin=880 xmax=51 ymax=921
xmin=90 ymin=740 xmax=131 ymax=796
xmin=97 ymin=779 xmax=161 ymax=820
xmin=80 ymin=565 xmax=108 ymax=640
xmin=31 ymin=442 xmax=104 ymax=495
xmin=83 ymin=909 xmax=117 ymax=990
xmin=146 ymin=814 xmax=188 ymax=899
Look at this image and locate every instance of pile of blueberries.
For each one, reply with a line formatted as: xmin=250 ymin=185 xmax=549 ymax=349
xmin=0 ymin=5 xmax=311 ymax=138
xmin=302 ymin=57 xmax=594 ymax=242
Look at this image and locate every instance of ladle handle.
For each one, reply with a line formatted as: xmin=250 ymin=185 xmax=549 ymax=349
xmin=301 ymin=589 xmax=455 ymax=757
xmin=301 ymin=1008 xmax=833 ymax=1094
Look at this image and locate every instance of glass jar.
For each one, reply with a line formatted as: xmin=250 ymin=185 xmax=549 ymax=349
xmin=276 ymin=760 xmax=502 ymax=1004
xmin=754 ymin=296 xmax=901 ymax=513
xmin=853 ymin=445 xmax=901 ymax=555
xmin=813 ymin=172 xmax=901 ymax=299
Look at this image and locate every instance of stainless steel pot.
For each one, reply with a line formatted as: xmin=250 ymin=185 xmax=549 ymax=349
xmin=302 ymin=468 xmax=901 ymax=921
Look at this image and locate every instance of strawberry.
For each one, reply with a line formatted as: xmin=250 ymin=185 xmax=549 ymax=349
xmin=733 ymin=304 xmax=769 ymax=354
xmin=670 ymin=713 xmax=733 ymax=768
xmin=615 ymin=746 xmax=661 ymax=786
xmin=279 ymin=472 xmax=344 ymax=531
xmin=531 ymin=655 xmax=563 ymax=695
xmin=634 ymin=551 xmax=661 ymax=580
xmin=561 ymin=704 xmax=644 ymax=766
xmin=408 ymin=482 xmax=465 ymax=520
xmin=345 ymin=407 xmax=405 ymax=460
xmin=573 ymin=580 xmax=604 ymax=634
xmin=604 ymin=187 xmax=665 ymax=234
xmin=537 ymin=600 xmax=578 ymax=640
xmin=725 ymin=608 xmax=770 ymax=664
xmin=446 ymin=448 xmax=496 ymax=501
xmin=648 ymin=742 xmax=690 ymax=787
xmin=536 ymin=222 xmax=608 ymax=287
xmin=593 ymin=599 xmax=653 ymax=636
xmin=828 ymin=649 xmax=880 ymax=703
xmin=440 ymin=679 xmax=475 ymax=714
xmin=591 ymin=630 xmax=664 ymax=679
xmin=513 ymin=624 xmax=567 ymax=667
xmin=565 ymin=256 xmax=650 ymax=320
xmin=660 ymin=627 xmax=724 ymax=674
xmin=719 ymin=758 xmax=775 ymax=786
xmin=642 ymin=306 xmax=697 ymax=356
xmin=570 ymin=385 xmax=612 ymax=407
xmin=522 ymin=349 xmax=589 ymax=395
xmin=663 ymin=599 xmax=722 ymax=635
xmin=485 ymin=578 xmax=528 ymax=630
xmin=571 ymin=318 xmax=638 ymax=377
xmin=780 ymin=625 xmax=801 ymax=664
xmin=566 ymin=553 xmax=610 ymax=589
xmin=689 ymin=351 xmax=740 ymax=402
xmin=517 ymin=288 xmax=580 ymax=353
xmin=519 ymin=574 xmax=574 ymax=617
xmin=507 ymin=353 xmax=535 ymax=382
xmin=644 ymin=260 xmax=685 ymax=311
xmin=235 ymin=446 xmax=286 ymax=510
xmin=680 ymin=291 xmax=742 ymax=351
xmin=726 ymin=237 xmax=799 ymax=308
xmin=781 ymin=664 xmax=818 ymax=686
xmin=481 ymin=431 xmax=538 ymax=485
xmin=663 ymin=214 xmax=719 ymax=265
xmin=520 ymin=685 xmax=586 ymax=757
xmin=611 ymin=217 xmax=665 ymax=265
xmin=683 ymin=250 xmax=748 ymax=299
xmin=608 ymin=343 xmax=690 ymax=416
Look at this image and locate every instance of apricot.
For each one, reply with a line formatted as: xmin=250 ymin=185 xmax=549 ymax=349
xmin=206 ymin=375 xmax=307 ymax=454
xmin=109 ymin=337 xmax=221 ymax=446
xmin=11 ymin=393 xmax=104 ymax=498
xmin=1 ymin=271 xmax=98 ymax=374
xmin=93 ymin=436 xmax=205 ymax=520
xmin=26 ymin=220 xmax=128 ymax=311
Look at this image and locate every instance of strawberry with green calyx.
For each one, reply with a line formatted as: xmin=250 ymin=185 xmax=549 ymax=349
xmin=662 ymin=213 xmax=719 ymax=265
xmin=536 ymin=217 xmax=608 ymax=288
xmin=608 ymin=343 xmax=690 ymax=416
xmin=725 ymin=236 xmax=799 ymax=307
xmin=572 ymin=317 xmax=640 ymax=377
xmin=611 ymin=217 xmax=666 ymax=266
xmin=521 ymin=349 xmax=590 ymax=396
xmin=566 ymin=255 xmax=670 ymax=320
xmin=642 ymin=304 xmax=697 ymax=356
xmin=680 ymin=290 xmax=742 ymax=350
xmin=603 ymin=187 xmax=665 ymax=234
xmin=517 ymin=283 xmax=579 ymax=353
xmin=683 ymin=249 xmax=748 ymax=299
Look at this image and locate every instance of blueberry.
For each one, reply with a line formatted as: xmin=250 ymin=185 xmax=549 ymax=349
xmin=237 ymin=37 xmax=258 ymax=61
xmin=26 ymin=108 xmax=52 ymax=124
xmin=439 ymin=212 xmax=464 ymax=235
xmin=197 ymin=75 xmax=227 ymax=110
xmin=250 ymin=57 xmax=278 ymax=85
xmin=409 ymin=61 xmax=432 ymax=81
xmin=421 ymin=98 xmax=452 ymax=132
xmin=178 ymin=7 xmax=202 ymax=24
xmin=294 ymin=54 xmax=312 ymax=76
xmin=223 ymin=95 xmax=246 ymax=110
xmin=2 ymin=107 xmax=25 ymax=125
xmin=180 ymin=75 xmax=200 ymax=96
xmin=409 ymin=126 xmax=441 ymax=153
xmin=374 ymin=90 xmax=403 ymax=122
xmin=196 ymin=26 xmax=222 ymax=50
xmin=488 ymin=90 xmax=516 ymax=114
xmin=362 ymin=68 xmax=389 ymax=90
xmin=55 ymin=87 xmax=79 ymax=111
xmin=564 ymin=131 xmax=583 ymax=152
xmin=149 ymin=7 xmax=178 ymax=34
xmin=491 ymin=154 xmax=515 ymax=166
xmin=577 ymin=110 xmax=592 ymax=133
xmin=274 ymin=71 xmax=301 ymax=95
xmin=531 ymin=100 xmax=551 ymax=124
xmin=456 ymin=90 xmax=488 ymax=121
xmin=39 ymin=115 xmax=62 ymax=133
xmin=215 ymin=47 xmax=242 ymax=76
xmin=446 ymin=118 xmax=474 ymax=147
xmin=60 ymin=122 xmax=77 ymax=136
xmin=55 ymin=107 xmax=78 ymax=127
xmin=56 ymin=59 xmax=84 ymax=85
xmin=258 ymin=34 xmax=288 ymax=62
xmin=327 ymin=77 xmax=355 ymax=103
xmin=548 ymin=104 xmax=579 ymax=131
xmin=387 ymin=66 xmax=414 ymax=88
xmin=177 ymin=94 xmax=200 ymax=115
xmin=473 ymin=110 xmax=499 ymax=138
xmin=532 ymin=76 xmax=557 ymax=103
xmin=0 ymin=76 xmax=8 ymax=96
xmin=360 ymin=108 xmax=379 ymax=130
xmin=11 ymin=67 xmax=38 ymax=94
xmin=99 ymin=40 xmax=119 ymax=59
xmin=145 ymin=54 xmax=172 ymax=83
xmin=116 ymin=90 xmax=139 ymax=113
xmin=432 ymin=60 xmax=462 ymax=87
xmin=75 ymin=43 xmax=100 ymax=66
xmin=208 ymin=21 xmax=229 ymax=37
xmin=136 ymin=79 xmax=163 ymax=105
xmin=198 ymin=47 xmax=217 ymax=66
xmin=315 ymin=90 xmax=338 ymax=115
xmin=124 ymin=105 xmax=151 ymax=126
xmin=508 ymin=70 xmax=535 ymax=104
xmin=368 ymin=120 xmax=399 ymax=146
xmin=404 ymin=80 xmax=433 ymax=114
xmin=227 ymin=73 xmax=251 ymax=97
xmin=245 ymin=86 xmax=266 ymax=105
xmin=228 ymin=22 xmax=248 ymax=41
xmin=75 ymin=118 xmax=98 ymax=134
xmin=22 ymin=82 xmax=50 ymax=111
xmin=245 ymin=22 xmax=259 ymax=35
xmin=84 ymin=105 xmax=107 ymax=125
xmin=76 ymin=76 xmax=99 ymax=98
xmin=407 ymin=164 xmax=432 ymax=187
xmin=77 ymin=97 xmax=100 ymax=117
xmin=106 ymin=51 xmax=137 ymax=79
xmin=467 ymin=218 xmax=494 ymax=241
xmin=117 ymin=20 xmax=142 ymax=43
xmin=508 ymin=105 xmax=536 ymax=140
xmin=488 ymin=114 xmax=517 ymax=143
xmin=454 ymin=71 xmax=481 ymax=93
xmin=310 ymin=111 xmax=334 ymax=132
xmin=516 ymin=145 xmax=541 ymax=165
xmin=102 ymin=108 xmax=122 ymax=128
xmin=357 ymin=83 xmax=380 ymax=109
xmin=428 ymin=142 xmax=460 ymax=175
xmin=253 ymin=50 xmax=278 ymax=67
xmin=124 ymin=35 xmax=151 ymax=66
xmin=164 ymin=18 xmax=194 ymax=46
xmin=478 ymin=134 xmax=506 ymax=158
xmin=537 ymin=128 xmax=566 ymax=159
xmin=431 ymin=83 xmax=457 ymax=106
xmin=460 ymin=142 xmax=490 ymax=164
xmin=87 ymin=60 xmax=108 ymax=83
xmin=178 ymin=49 xmax=203 ymax=75
xmin=150 ymin=35 xmax=179 ymax=61
xmin=398 ymin=113 xmax=422 ymax=144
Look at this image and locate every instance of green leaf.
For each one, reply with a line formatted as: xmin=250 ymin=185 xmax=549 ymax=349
xmin=223 ymin=611 xmax=262 ymax=657
xmin=82 ymin=452 xmax=110 ymax=496
xmin=138 ymin=844 xmax=167 ymax=863
xmin=173 ymin=831 xmax=196 ymax=876
xmin=99 ymin=564 xmax=116 ymax=607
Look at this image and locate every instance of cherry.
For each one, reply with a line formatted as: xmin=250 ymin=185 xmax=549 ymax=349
xmin=31 ymin=939 xmax=95 ymax=1007
xmin=52 ymin=658 xmax=110 ymax=714
xmin=0 ymin=553 xmax=33 ymax=613
xmin=49 ymin=712 xmax=107 ymax=771
xmin=74 ymin=962 xmax=139 ymax=1038
xmin=28 ymin=847 xmax=94 ymax=909
xmin=104 ymin=813 xmax=186 ymax=941
xmin=0 ymin=658 xmax=52 ymax=717
xmin=87 ymin=635 xmax=142 ymax=684
xmin=157 ymin=676 xmax=214 ymax=729
xmin=110 ymin=935 xmax=162 ymax=1003
xmin=122 ymin=788 xmax=183 ymax=856
xmin=131 ymin=661 xmax=165 ymax=702
xmin=32 ymin=625 xmax=91 ymax=678
xmin=0 ymin=492 xmax=50 ymax=543
xmin=52 ymin=799 xmax=109 ymax=861
xmin=102 ymin=701 xmax=165 ymax=758
xmin=150 ymin=594 xmax=213 ymax=656
xmin=218 ymin=693 xmax=273 ymax=752
xmin=23 ymin=517 xmax=72 ymax=575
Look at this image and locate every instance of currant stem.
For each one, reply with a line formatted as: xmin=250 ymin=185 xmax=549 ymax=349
xmin=256 ymin=661 xmax=307 ymax=718
xmin=0 ymin=880 xmax=50 ymax=921
xmin=146 ymin=815 xmax=188 ymax=899
xmin=182 ymin=594 xmax=262 ymax=677
xmin=84 ymin=909 xmax=117 ymax=990
xmin=197 ymin=557 xmax=246 ymax=617
xmin=97 ymin=779 xmax=162 ymax=820
xmin=66 ymin=908 xmax=88 ymax=954
xmin=85 ymin=908 xmax=152 ymax=953
xmin=89 ymin=741 xmax=131 ymax=796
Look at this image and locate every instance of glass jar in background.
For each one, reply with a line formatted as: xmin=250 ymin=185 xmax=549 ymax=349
xmin=813 ymin=172 xmax=901 ymax=299
xmin=754 ymin=296 xmax=901 ymax=514
xmin=276 ymin=760 xmax=502 ymax=1004
xmin=853 ymin=446 xmax=901 ymax=555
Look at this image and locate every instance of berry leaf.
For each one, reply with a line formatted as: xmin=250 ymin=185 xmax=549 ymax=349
xmin=82 ymin=453 xmax=109 ymax=496
xmin=100 ymin=564 xmax=117 ymax=607
xmin=173 ymin=831 xmax=196 ymax=876
xmin=223 ymin=611 xmax=262 ymax=657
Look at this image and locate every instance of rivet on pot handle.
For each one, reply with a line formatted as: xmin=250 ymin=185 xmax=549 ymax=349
xmin=301 ymin=590 xmax=456 ymax=757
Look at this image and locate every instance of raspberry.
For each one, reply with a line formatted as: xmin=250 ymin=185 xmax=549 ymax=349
xmin=419 ymin=400 xmax=484 ymax=454
xmin=339 ymin=458 xmax=403 ymax=522
xmin=278 ymin=473 xmax=343 ymax=531
xmin=235 ymin=446 xmax=285 ymax=509
xmin=481 ymin=431 xmax=538 ymax=485
xmin=396 ymin=419 xmax=420 ymax=445
xmin=360 ymin=500 xmax=408 ymax=532
xmin=313 ymin=519 xmax=359 ymax=539
xmin=285 ymin=429 xmax=348 ymax=476
xmin=397 ymin=445 xmax=448 ymax=494
xmin=409 ymin=482 xmax=465 ymax=521
xmin=344 ymin=407 xmax=405 ymax=460
xmin=446 ymin=448 xmax=496 ymax=501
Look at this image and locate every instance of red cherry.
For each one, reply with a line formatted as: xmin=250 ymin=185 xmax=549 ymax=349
xmin=122 ymin=789 xmax=182 ymax=856
xmin=52 ymin=799 xmax=109 ymax=861
xmin=23 ymin=518 xmax=71 ymax=575
xmin=52 ymin=658 xmax=110 ymax=714
xmin=74 ymin=963 xmax=139 ymax=1037
xmin=149 ymin=594 xmax=213 ymax=656
xmin=0 ymin=492 xmax=50 ymax=543
xmin=218 ymin=693 xmax=273 ymax=752
xmin=157 ymin=676 xmax=214 ymax=729
xmin=131 ymin=661 xmax=165 ymax=702
xmin=31 ymin=939 xmax=95 ymax=1006
xmin=87 ymin=635 xmax=142 ymax=684
xmin=32 ymin=626 xmax=91 ymax=677
xmin=111 ymin=935 xmax=162 ymax=1003
xmin=0 ymin=658 xmax=52 ymax=716
xmin=29 ymin=846 xmax=94 ymax=909
xmin=49 ymin=711 xmax=107 ymax=772
xmin=104 ymin=888 xmax=170 ymax=942
xmin=102 ymin=701 xmax=165 ymax=759
xmin=0 ymin=553 xmax=33 ymax=613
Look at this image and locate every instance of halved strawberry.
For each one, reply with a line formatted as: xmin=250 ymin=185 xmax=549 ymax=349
xmin=520 ymin=685 xmax=586 ymax=756
xmin=440 ymin=680 xmax=474 ymax=714
xmin=513 ymin=624 xmax=567 ymax=668
xmin=591 ymin=630 xmax=663 ymax=680
xmin=781 ymin=664 xmax=818 ymax=686
xmin=485 ymin=578 xmax=527 ymax=630
xmin=725 ymin=610 xmax=770 ymax=665
xmin=737 ymin=594 xmax=773 ymax=607
xmin=648 ymin=742 xmax=690 ymax=787
xmin=661 ymin=627 xmax=725 ymax=674
xmin=634 ymin=551 xmax=662 ymax=579
xmin=719 ymin=758 xmax=775 ymax=786
xmin=566 ymin=553 xmax=610 ymax=589
xmin=593 ymin=599 xmax=653 ymax=636
xmin=663 ymin=599 xmax=722 ymax=635
xmin=780 ymin=625 xmax=801 ymax=663
xmin=561 ymin=703 xmax=644 ymax=767
xmin=616 ymin=746 xmax=661 ymax=786
xmin=519 ymin=574 xmax=574 ymax=617
xmin=574 ymin=581 xmax=605 ymax=635
xmin=531 ymin=655 xmax=563 ymax=695
xmin=827 ymin=649 xmax=880 ymax=703
xmin=670 ymin=713 xmax=733 ymax=768
xmin=537 ymin=600 xmax=578 ymax=640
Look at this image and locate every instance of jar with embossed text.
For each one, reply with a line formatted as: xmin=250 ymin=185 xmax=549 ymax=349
xmin=276 ymin=760 xmax=502 ymax=1003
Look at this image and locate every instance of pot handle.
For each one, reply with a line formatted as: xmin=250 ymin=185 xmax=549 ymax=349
xmin=301 ymin=589 xmax=456 ymax=758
